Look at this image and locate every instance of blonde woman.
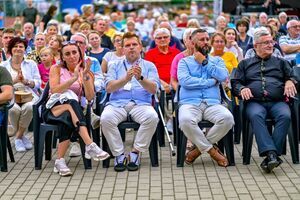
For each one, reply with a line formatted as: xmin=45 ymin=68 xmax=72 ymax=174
xmin=101 ymin=33 xmax=125 ymax=74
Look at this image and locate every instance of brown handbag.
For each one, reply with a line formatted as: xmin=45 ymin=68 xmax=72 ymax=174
xmin=15 ymin=90 xmax=33 ymax=104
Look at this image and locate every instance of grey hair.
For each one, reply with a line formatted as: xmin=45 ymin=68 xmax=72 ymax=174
xmin=153 ymin=28 xmax=171 ymax=38
xmin=216 ymin=16 xmax=226 ymax=24
xmin=253 ymin=27 xmax=271 ymax=44
xmin=71 ymin=32 xmax=88 ymax=46
xmin=183 ymin=28 xmax=197 ymax=43
xmin=279 ymin=12 xmax=287 ymax=18
xmin=287 ymin=19 xmax=299 ymax=29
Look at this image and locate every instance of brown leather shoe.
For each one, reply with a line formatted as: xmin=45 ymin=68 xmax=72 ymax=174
xmin=185 ymin=146 xmax=201 ymax=165
xmin=208 ymin=145 xmax=228 ymax=167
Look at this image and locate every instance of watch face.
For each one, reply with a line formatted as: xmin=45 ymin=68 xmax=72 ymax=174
xmin=202 ymin=59 xmax=208 ymax=66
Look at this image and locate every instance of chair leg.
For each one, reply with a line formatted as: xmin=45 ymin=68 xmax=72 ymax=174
xmin=92 ymin=128 xmax=100 ymax=146
xmin=52 ymin=134 xmax=57 ymax=148
xmin=157 ymin=119 xmax=165 ymax=147
xmin=289 ymin=116 xmax=299 ymax=164
xmin=102 ymin=130 xmax=111 ymax=168
xmin=6 ymin=135 xmax=14 ymax=162
xmin=36 ymin=128 xmax=48 ymax=170
xmin=234 ymin=105 xmax=242 ymax=144
xmin=177 ymin=129 xmax=187 ymax=167
xmin=149 ymin=131 xmax=159 ymax=167
xmin=243 ymin=120 xmax=253 ymax=165
xmin=45 ymin=132 xmax=53 ymax=161
xmin=172 ymin=116 xmax=177 ymax=146
xmin=79 ymin=137 xmax=92 ymax=169
xmin=223 ymin=130 xmax=235 ymax=166
xmin=0 ymin=127 xmax=8 ymax=172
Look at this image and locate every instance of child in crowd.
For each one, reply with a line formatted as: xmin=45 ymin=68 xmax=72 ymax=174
xmin=38 ymin=47 xmax=54 ymax=89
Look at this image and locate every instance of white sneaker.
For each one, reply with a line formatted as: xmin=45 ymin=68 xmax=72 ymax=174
xmin=22 ymin=136 xmax=33 ymax=150
xmin=15 ymin=139 xmax=26 ymax=152
xmin=91 ymin=113 xmax=100 ymax=129
xmin=53 ymin=158 xmax=72 ymax=177
xmin=69 ymin=142 xmax=81 ymax=157
xmin=166 ymin=119 xmax=173 ymax=134
xmin=85 ymin=142 xmax=110 ymax=161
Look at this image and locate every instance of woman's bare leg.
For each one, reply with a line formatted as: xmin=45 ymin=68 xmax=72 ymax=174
xmin=57 ymin=140 xmax=70 ymax=158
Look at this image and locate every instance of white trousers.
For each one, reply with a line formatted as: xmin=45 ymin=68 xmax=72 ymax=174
xmin=100 ymin=104 xmax=159 ymax=156
xmin=179 ymin=103 xmax=234 ymax=152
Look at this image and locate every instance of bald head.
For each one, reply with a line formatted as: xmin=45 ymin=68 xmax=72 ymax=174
xmin=159 ymin=22 xmax=172 ymax=33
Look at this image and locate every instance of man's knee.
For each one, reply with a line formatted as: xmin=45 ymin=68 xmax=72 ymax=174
xmin=100 ymin=109 xmax=118 ymax=127
xmin=143 ymin=109 xmax=159 ymax=126
xmin=179 ymin=113 xmax=197 ymax=130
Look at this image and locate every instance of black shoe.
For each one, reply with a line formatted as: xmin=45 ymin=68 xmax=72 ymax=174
xmin=114 ymin=154 xmax=127 ymax=172
xmin=127 ymin=152 xmax=140 ymax=171
xmin=260 ymin=157 xmax=271 ymax=173
xmin=267 ymin=151 xmax=280 ymax=172
xmin=276 ymin=156 xmax=283 ymax=167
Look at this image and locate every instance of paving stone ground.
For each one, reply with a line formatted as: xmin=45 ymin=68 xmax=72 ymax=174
xmin=1 ymin=132 xmax=300 ymax=200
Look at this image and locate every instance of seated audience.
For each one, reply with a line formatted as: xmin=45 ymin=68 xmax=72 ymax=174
xmin=178 ymin=29 xmax=234 ymax=167
xmin=231 ymin=27 xmax=297 ymax=173
xmin=2 ymin=37 xmax=41 ymax=152
xmin=100 ymin=32 xmax=160 ymax=172
xmin=45 ymin=40 xmax=109 ymax=176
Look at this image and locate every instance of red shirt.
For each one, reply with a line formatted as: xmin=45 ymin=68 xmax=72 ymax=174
xmin=145 ymin=47 xmax=180 ymax=83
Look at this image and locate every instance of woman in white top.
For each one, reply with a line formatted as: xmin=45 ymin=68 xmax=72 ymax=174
xmin=101 ymin=33 xmax=125 ymax=74
xmin=224 ymin=27 xmax=244 ymax=62
xmin=2 ymin=37 xmax=41 ymax=152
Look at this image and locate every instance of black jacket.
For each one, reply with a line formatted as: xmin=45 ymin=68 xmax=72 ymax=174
xmin=231 ymin=55 xmax=294 ymax=102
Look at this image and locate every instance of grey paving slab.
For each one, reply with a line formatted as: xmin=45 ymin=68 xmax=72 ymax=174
xmin=0 ymin=132 xmax=300 ymax=200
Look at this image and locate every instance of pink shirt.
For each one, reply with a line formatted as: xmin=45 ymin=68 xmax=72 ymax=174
xmin=170 ymin=52 xmax=185 ymax=81
xmin=58 ymin=66 xmax=81 ymax=96
xmin=38 ymin=63 xmax=50 ymax=89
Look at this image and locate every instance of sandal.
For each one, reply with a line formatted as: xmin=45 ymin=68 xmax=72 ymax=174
xmin=185 ymin=145 xmax=201 ymax=165
xmin=208 ymin=145 xmax=228 ymax=167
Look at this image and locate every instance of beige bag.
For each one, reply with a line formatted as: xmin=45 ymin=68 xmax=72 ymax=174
xmin=15 ymin=90 xmax=33 ymax=104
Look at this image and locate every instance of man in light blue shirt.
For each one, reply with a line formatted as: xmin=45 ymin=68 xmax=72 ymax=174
xmin=101 ymin=32 xmax=159 ymax=172
xmin=279 ymin=19 xmax=300 ymax=63
xmin=178 ymin=29 xmax=234 ymax=167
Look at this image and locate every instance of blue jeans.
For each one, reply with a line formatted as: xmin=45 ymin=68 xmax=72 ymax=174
xmin=246 ymin=101 xmax=291 ymax=157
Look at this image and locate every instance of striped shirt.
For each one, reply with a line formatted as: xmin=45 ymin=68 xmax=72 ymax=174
xmin=279 ymin=34 xmax=300 ymax=62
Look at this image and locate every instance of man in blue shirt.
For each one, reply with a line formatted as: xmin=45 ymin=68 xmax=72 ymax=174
xmin=100 ymin=32 xmax=160 ymax=172
xmin=178 ymin=29 xmax=234 ymax=167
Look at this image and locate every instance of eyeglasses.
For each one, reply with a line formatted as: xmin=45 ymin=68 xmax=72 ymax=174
xmin=62 ymin=40 xmax=77 ymax=47
xmin=114 ymin=39 xmax=122 ymax=43
xmin=155 ymin=36 xmax=169 ymax=40
xmin=289 ymin=25 xmax=300 ymax=29
xmin=213 ymin=40 xmax=225 ymax=44
xmin=256 ymin=40 xmax=275 ymax=46
xmin=124 ymin=43 xmax=139 ymax=48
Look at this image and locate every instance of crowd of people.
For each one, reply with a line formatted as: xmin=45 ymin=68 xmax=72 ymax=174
xmin=0 ymin=0 xmax=299 ymax=176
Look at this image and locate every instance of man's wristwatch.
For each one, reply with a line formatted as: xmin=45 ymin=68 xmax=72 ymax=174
xmin=138 ymin=76 xmax=144 ymax=81
xmin=202 ymin=59 xmax=208 ymax=66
